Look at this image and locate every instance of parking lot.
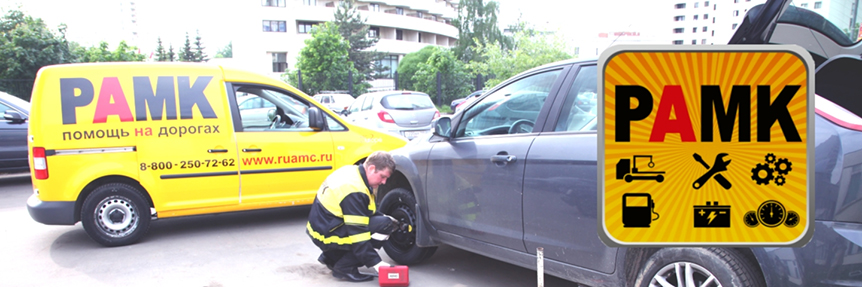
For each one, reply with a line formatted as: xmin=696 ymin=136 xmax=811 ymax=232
xmin=0 ymin=174 xmax=575 ymax=286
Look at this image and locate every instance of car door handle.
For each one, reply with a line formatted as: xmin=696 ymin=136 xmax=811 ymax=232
xmin=207 ymin=149 xmax=228 ymax=153
xmin=242 ymin=148 xmax=262 ymax=152
xmin=491 ymin=155 xmax=516 ymax=163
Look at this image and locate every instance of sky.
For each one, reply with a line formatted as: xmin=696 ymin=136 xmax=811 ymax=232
xmin=0 ymin=0 xmax=661 ymax=57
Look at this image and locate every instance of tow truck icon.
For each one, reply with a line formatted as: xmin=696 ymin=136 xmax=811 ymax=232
xmin=616 ymin=155 xmax=666 ymax=183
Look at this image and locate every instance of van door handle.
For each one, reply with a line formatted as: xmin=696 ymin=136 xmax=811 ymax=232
xmin=208 ymin=149 xmax=228 ymax=153
xmin=242 ymin=148 xmax=262 ymax=152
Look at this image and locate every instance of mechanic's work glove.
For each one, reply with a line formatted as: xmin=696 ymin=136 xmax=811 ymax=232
xmin=373 ymin=261 xmax=392 ymax=273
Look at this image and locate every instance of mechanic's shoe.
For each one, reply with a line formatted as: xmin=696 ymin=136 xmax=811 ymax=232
xmin=317 ymin=254 xmax=334 ymax=271
xmin=332 ymin=268 xmax=374 ymax=282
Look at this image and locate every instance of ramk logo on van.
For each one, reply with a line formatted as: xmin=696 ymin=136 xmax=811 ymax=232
xmin=60 ymin=76 xmax=217 ymax=125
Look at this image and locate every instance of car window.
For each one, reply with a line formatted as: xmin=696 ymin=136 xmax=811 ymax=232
xmin=555 ymin=65 xmax=598 ymax=132
xmin=381 ymin=94 xmax=433 ymax=110
xmin=361 ymin=94 xmax=374 ymax=111
xmin=457 ymin=69 xmax=562 ymax=137
xmin=348 ymin=95 xmax=363 ymax=113
xmin=233 ymin=85 xmax=312 ymax=132
xmin=0 ymin=102 xmax=11 ymax=113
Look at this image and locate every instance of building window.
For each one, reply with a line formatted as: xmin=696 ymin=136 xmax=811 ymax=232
xmin=695 ymin=2 xmax=699 ymax=8
xmin=814 ymin=1 xmax=822 ymax=8
xmin=673 ymin=28 xmax=684 ymax=33
xmin=673 ymin=40 xmax=684 ymax=45
xmin=734 ymin=10 xmax=740 ymax=16
xmin=418 ymin=33 xmax=423 ymax=42
xmin=801 ymin=3 xmax=808 ymax=7
xmin=734 ymin=0 xmax=739 ymax=3
xmin=396 ymin=29 xmax=403 ymax=40
xmin=732 ymin=23 xmax=738 ymax=29
xmin=714 ymin=4 xmax=717 ymax=10
xmin=396 ymin=7 xmax=404 ymax=15
xmin=675 ymin=15 xmax=685 ymax=21
xmin=303 ymin=0 xmax=316 ymax=6
xmin=702 ymin=39 xmax=707 ymax=44
xmin=712 ymin=30 xmax=715 ymax=36
xmin=675 ymin=3 xmax=686 ymax=9
xmin=703 ymin=26 xmax=708 ymax=32
xmin=705 ymin=1 xmax=709 ymax=6
xmin=693 ymin=27 xmax=698 ymax=33
xmin=692 ymin=39 xmax=697 ymax=45
xmin=694 ymin=14 xmax=699 ymax=20
xmin=713 ymin=17 xmax=716 ymax=23
xmin=376 ymin=55 xmax=399 ymax=78
xmin=368 ymin=27 xmax=379 ymax=38
xmin=371 ymin=3 xmax=380 ymax=11
xmin=417 ymin=12 xmax=423 ymax=18
xmin=704 ymin=14 xmax=708 ymax=19
xmin=263 ymin=20 xmax=287 ymax=32
xmin=272 ymin=53 xmax=288 ymax=73
xmin=262 ymin=0 xmax=285 ymax=7
xmin=297 ymin=22 xmax=315 ymax=33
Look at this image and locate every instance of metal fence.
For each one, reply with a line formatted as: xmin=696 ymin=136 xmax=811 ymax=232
xmin=0 ymin=79 xmax=35 ymax=101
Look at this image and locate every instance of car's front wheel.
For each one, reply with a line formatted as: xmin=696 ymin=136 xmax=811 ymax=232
xmin=379 ymin=188 xmax=437 ymax=265
xmin=81 ymin=183 xmax=151 ymax=247
xmin=634 ymin=248 xmax=764 ymax=287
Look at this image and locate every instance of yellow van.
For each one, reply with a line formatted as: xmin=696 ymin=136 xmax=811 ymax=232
xmin=26 ymin=62 xmax=407 ymax=246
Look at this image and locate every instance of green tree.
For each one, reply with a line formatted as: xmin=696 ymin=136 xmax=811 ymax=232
xmin=396 ymin=45 xmax=438 ymax=90
xmin=283 ymin=22 xmax=367 ymax=96
xmin=333 ymin=0 xmax=385 ymax=81
xmin=451 ymin=0 xmax=509 ymax=62
xmin=155 ymin=37 xmax=167 ymax=61
xmin=179 ymin=32 xmax=195 ymax=62
xmin=215 ymin=41 xmax=232 ymax=58
xmin=193 ymin=30 xmax=208 ymax=62
xmin=0 ymin=10 xmax=77 ymax=100
xmin=167 ymin=44 xmax=176 ymax=62
xmin=76 ymin=41 xmax=145 ymax=62
xmin=467 ymin=25 xmax=571 ymax=88
xmin=412 ymin=48 xmax=472 ymax=104
xmin=844 ymin=22 xmax=861 ymax=42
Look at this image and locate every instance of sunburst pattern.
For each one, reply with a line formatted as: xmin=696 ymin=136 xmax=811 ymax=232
xmin=602 ymin=51 xmax=808 ymax=244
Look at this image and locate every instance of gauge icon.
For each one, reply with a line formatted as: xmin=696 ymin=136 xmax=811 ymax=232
xmin=744 ymin=211 xmax=759 ymax=228
xmin=785 ymin=211 xmax=800 ymax=228
xmin=757 ymin=200 xmax=786 ymax=228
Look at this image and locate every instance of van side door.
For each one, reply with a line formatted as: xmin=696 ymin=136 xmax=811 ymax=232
xmin=228 ymin=83 xmax=336 ymax=205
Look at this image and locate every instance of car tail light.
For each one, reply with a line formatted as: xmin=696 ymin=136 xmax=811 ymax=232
xmin=815 ymin=95 xmax=862 ymax=131
xmin=433 ymin=111 xmax=440 ymax=119
xmin=378 ymin=110 xmax=395 ymax=123
xmin=32 ymin=147 xmax=48 ymax=179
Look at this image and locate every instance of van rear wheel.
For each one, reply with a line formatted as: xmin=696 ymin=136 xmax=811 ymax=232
xmin=81 ymin=183 xmax=151 ymax=247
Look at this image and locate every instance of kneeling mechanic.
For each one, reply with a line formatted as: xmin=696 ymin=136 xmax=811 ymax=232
xmin=306 ymin=151 xmax=400 ymax=282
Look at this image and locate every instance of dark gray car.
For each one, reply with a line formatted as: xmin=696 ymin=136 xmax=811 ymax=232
xmin=0 ymin=92 xmax=29 ymax=173
xmin=372 ymin=1 xmax=862 ymax=286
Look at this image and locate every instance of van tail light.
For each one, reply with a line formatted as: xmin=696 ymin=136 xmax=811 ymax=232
xmin=815 ymin=95 xmax=862 ymax=131
xmin=32 ymin=147 xmax=48 ymax=179
xmin=378 ymin=110 xmax=395 ymax=123
xmin=433 ymin=111 xmax=441 ymax=119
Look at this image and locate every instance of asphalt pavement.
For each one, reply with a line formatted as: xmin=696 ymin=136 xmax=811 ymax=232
xmin=0 ymin=174 xmax=576 ymax=287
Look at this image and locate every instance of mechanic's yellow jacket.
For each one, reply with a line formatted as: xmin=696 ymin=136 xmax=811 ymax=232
xmin=306 ymin=164 xmax=382 ymax=267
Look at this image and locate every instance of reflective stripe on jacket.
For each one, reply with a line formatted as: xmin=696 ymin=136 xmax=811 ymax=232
xmin=306 ymin=164 xmax=382 ymax=267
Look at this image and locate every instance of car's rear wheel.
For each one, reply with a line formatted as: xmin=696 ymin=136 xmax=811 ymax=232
xmin=634 ymin=248 xmax=764 ymax=287
xmin=379 ymin=188 xmax=437 ymax=265
xmin=81 ymin=183 xmax=151 ymax=247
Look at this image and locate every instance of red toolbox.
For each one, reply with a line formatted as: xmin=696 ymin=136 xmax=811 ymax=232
xmin=379 ymin=265 xmax=409 ymax=287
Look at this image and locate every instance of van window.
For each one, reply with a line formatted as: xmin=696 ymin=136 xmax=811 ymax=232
xmin=233 ymin=85 xmax=313 ymax=131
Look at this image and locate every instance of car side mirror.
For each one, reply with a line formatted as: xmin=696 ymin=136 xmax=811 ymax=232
xmin=341 ymin=109 xmax=351 ymax=116
xmin=307 ymin=107 xmax=325 ymax=131
xmin=433 ymin=117 xmax=451 ymax=138
xmin=4 ymin=110 xmax=26 ymax=123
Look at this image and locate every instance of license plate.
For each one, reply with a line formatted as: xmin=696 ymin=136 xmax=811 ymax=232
xmin=403 ymin=130 xmax=426 ymax=139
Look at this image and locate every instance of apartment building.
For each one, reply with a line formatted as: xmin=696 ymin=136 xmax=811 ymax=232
xmin=215 ymin=0 xmax=458 ymax=90
xmin=667 ymin=0 xmax=765 ymax=45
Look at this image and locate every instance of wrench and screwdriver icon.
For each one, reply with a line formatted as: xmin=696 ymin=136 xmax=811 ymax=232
xmin=692 ymin=153 xmax=732 ymax=190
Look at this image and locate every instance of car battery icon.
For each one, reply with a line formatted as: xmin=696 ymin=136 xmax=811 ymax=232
xmin=693 ymin=201 xmax=731 ymax=228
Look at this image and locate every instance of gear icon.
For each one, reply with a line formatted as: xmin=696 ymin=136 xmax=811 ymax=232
xmin=765 ymin=153 xmax=777 ymax=164
xmin=775 ymin=158 xmax=793 ymax=175
xmin=751 ymin=163 xmax=774 ymax=185
xmin=775 ymin=176 xmax=786 ymax=186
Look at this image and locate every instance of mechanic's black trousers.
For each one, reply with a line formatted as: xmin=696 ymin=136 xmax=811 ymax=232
xmin=321 ymin=215 xmax=397 ymax=273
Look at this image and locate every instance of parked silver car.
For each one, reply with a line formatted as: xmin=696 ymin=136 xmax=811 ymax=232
xmin=0 ymin=91 xmax=29 ymax=173
xmin=345 ymin=91 xmax=440 ymax=140
xmin=312 ymin=92 xmax=355 ymax=115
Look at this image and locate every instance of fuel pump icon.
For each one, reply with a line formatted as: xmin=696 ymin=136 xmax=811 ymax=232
xmin=616 ymin=155 xmax=666 ymax=182
xmin=622 ymin=193 xmax=659 ymax=228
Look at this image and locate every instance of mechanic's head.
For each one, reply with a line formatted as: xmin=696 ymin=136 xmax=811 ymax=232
xmin=364 ymin=151 xmax=395 ymax=190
